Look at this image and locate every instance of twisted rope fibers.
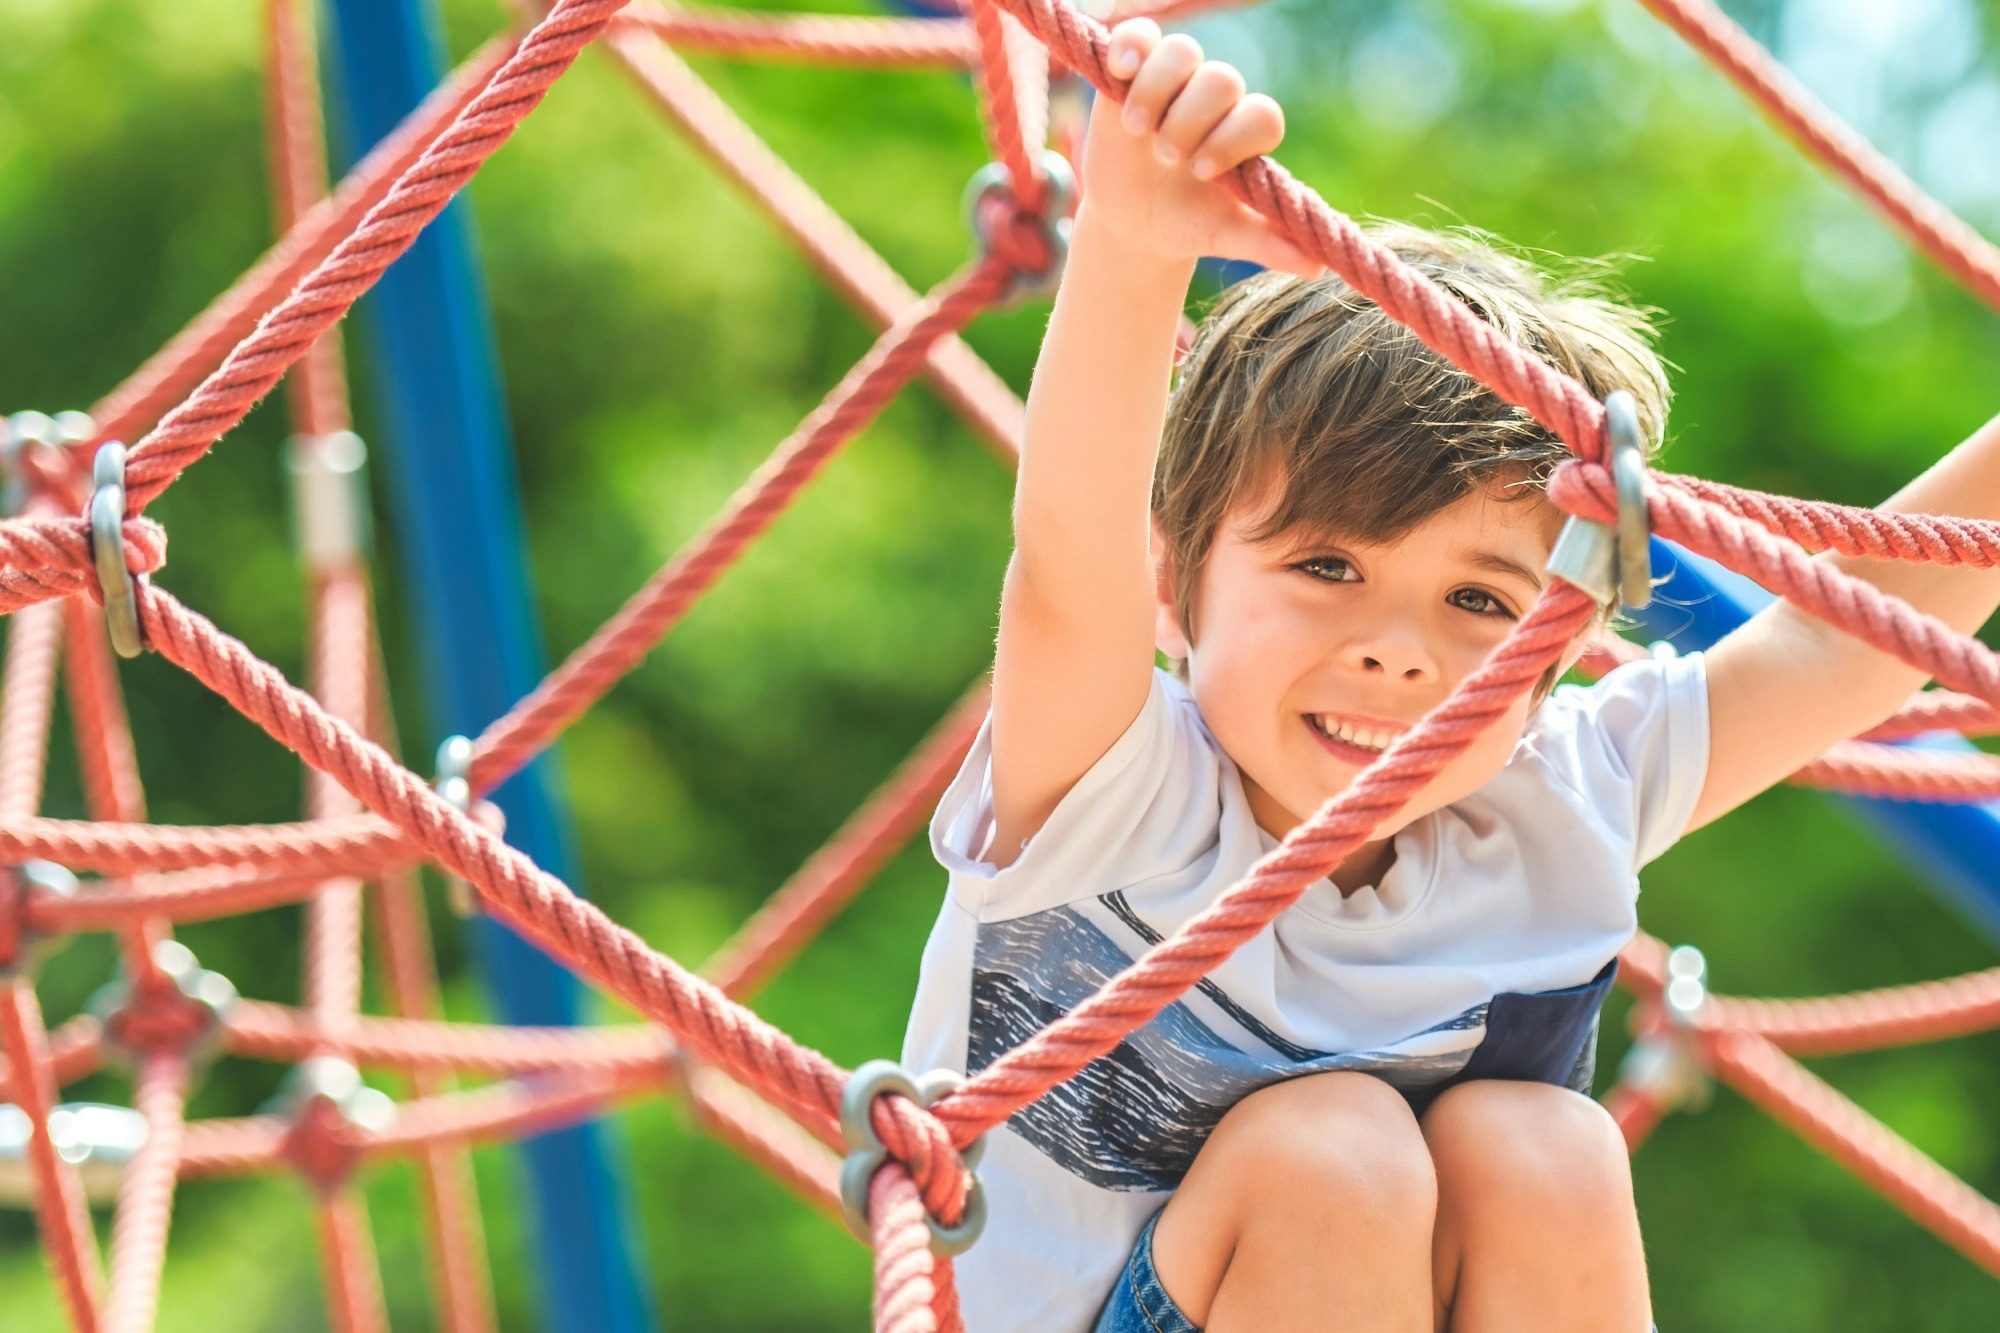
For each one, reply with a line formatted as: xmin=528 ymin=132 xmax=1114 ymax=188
xmin=7 ymin=0 xmax=2000 ymax=1324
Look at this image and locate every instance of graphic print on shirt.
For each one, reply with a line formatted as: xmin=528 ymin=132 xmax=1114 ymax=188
xmin=967 ymin=895 xmax=1489 ymax=1192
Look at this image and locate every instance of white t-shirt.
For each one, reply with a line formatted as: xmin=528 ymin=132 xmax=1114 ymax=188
xmin=903 ymin=653 xmax=1709 ymax=1333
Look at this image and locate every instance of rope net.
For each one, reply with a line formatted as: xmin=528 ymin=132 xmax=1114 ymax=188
xmin=1 ymin=0 xmax=1997 ymax=1327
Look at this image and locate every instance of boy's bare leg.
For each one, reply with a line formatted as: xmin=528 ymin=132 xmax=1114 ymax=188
xmin=1423 ymin=1081 xmax=1650 ymax=1332
xmin=1151 ymin=1072 xmax=1436 ymax=1332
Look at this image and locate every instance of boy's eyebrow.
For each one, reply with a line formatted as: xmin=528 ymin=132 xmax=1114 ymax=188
xmin=1466 ymin=551 xmax=1545 ymax=589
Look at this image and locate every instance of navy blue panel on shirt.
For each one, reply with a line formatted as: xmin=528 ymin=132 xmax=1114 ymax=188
xmin=1407 ymin=960 xmax=1618 ymax=1114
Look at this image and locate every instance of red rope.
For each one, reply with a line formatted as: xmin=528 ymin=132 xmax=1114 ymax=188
xmin=470 ymin=259 xmax=1011 ymax=793
xmin=936 ymin=582 xmax=1598 ymax=1140
xmin=222 ymin=1000 xmax=666 ymax=1076
xmin=87 ymin=37 xmax=518 ymax=455
xmin=0 ymin=600 xmax=64 ymax=819
xmin=0 ymin=812 xmax=408 ymax=878
xmin=603 ymin=27 xmax=1025 ymax=460
xmin=102 ymin=1054 xmax=188 ymax=1333
xmin=317 ymin=1194 xmax=391 ymax=1333
xmin=1636 ymin=0 xmax=2000 ymax=313
xmin=872 ymin=1165 xmax=943 ymax=1333
xmin=1706 ymin=1029 xmax=2000 ymax=1277
xmin=984 ymin=0 xmax=1614 ymax=463
xmin=619 ymin=3 xmax=974 ymax=67
xmin=1790 ymin=742 xmax=2000 ymax=803
xmin=0 ymin=984 xmax=104 ymax=1332
xmin=264 ymin=0 xmax=353 ymax=442
xmin=968 ymin=0 xmax=1050 ymax=211
xmin=31 ymin=865 xmax=355 ymax=931
xmin=120 ymin=0 xmax=633 ymax=514
xmin=704 ymin=680 xmax=991 ymax=999
xmin=0 ymin=516 xmax=165 ymax=619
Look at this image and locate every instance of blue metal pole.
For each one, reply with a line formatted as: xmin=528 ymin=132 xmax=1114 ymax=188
xmin=318 ymin=3 xmax=655 ymax=1328
xmin=1633 ymin=539 xmax=2000 ymax=947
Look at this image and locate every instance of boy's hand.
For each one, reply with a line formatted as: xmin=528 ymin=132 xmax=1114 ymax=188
xmin=1084 ymin=20 xmax=1319 ymax=278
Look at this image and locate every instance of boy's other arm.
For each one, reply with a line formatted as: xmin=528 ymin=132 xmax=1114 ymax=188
xmin=988 ymin=23 xmax=1311 ymax=864
xmin=1691 ymin=412 xmax=2000 ymax=830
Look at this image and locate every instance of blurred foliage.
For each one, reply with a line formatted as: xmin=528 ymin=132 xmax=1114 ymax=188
xmin=2 ymin=0 xmax=1999 ymax=1327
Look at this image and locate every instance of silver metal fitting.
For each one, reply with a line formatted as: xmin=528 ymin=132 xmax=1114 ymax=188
xmin=433 ymin=735 xmax=480 ymax=918
xmin=267 ymin=1056 xmax=396 ymax=1132
xmin=0 ymin=861 xmax=80 ymax=983
xmin=1662 ymin=944 xmax=1708 ymax=1026
xmin=1546 ymin=390 xmax=1653 ymax=611
xmin=963 ymin=150 xmax=1076 ymax=302
xmin=0 ymin=1101 xmax=150 ymax=1206
xmin=88 ymin=442 xmax=145 ymax=659
xmin=3 ymin=411 xmax=94 ymax=516
xmin=839 ymin=1059 xmax=987 ymax=1256
xmin=286 ymin=431 xmax=369 ymax=568
xmin=1615 ymin=943 xmax=1714 ymax=1115
xmin=86 ymin=939 xmax=239 ymax=1069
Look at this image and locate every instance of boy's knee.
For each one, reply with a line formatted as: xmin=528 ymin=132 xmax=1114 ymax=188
xmin=1423 ymin=1079 xmax=1633 ymax=1219
xmin=1194 ymin=1071 xmax=1436 ymax=1229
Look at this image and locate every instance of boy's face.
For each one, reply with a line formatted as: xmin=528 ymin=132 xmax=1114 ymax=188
xmin=1157 ymin=482 xmax=1581 ymax=847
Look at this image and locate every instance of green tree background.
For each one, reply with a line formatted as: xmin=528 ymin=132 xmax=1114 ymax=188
xmin=3 ymin=0 xmax=2000 ymax=1326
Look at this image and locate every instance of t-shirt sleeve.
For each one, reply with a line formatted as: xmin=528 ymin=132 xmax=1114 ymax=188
xmin=1527 ymin=649 xmax=1711 ymax=870
xmin=930 ymin=670 xmax=1225 ymax=922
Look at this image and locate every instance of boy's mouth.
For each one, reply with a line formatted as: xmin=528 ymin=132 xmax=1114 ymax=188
xmin=1305 ymin=714 xmax=1407 ymax=763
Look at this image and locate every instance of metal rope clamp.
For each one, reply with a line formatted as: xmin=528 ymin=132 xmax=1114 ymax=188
xmin=4 ymin=410 xmax=95 ymax=516
xmin=0 ymin=1101 xmax=150 ymax=1206
xmin=1545 ymin=389 xmax=1652 ymax=611
xmin=839 ymin=1058 xmax=988 ymax=1256
xmin=88 ymin=441 xmax=147 ymax=658
xmin=1615 ymin=944 xmax=1713 ymax=1114
xmin=434 ymin=734 xmax=482 ymax=918
xmin=0 ymin=861 xmax=80 ymax=983
xmin=85 ymin=939 xmax=240 ymax=1070
xmin=963 ymin=149 xmax=1076 ymax=303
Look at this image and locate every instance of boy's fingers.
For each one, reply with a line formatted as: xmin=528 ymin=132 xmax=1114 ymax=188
xmin=1105 ymin=18 xmax=1161 ymax=80
xmin=1156 ymin=62 xmax=1247 ymax=166
xmin=1120 ymin=33 xmax=1203 ymax=135
xmin=1189 ymin=94 xmax=1284 ymax=180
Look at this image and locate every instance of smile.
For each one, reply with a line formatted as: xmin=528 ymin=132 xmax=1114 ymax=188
xmin=1305 ymin=713 xmax=1408 ymax=760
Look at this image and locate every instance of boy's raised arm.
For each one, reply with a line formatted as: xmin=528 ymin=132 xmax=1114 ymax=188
xmin=986 ymin=22 xmax=1311 ymax=863
xmin=1693 ymin=411 xmax=2000 ymax=830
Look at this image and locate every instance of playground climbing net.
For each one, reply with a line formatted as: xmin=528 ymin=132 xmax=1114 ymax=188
xmin=3 ymin=0 xmax=2000 ymax=1328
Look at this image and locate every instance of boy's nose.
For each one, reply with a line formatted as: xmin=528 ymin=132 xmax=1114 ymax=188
xmin=1345 ymin=629 xmax=1439 ymax=684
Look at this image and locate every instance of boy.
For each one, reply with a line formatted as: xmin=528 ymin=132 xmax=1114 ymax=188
xmin=904 ymin=19 xmax=2000 ymax=1332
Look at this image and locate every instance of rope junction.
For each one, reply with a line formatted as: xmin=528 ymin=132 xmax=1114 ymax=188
xmin=1 ymin=0 xmax=1998 ymax=1327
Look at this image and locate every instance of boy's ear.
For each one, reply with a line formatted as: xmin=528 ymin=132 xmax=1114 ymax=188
xmin=1151 ymin=523 xmax=1193 ymax=662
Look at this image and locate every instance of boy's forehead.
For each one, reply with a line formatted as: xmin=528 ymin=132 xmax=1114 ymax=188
xmin=1228 ymin=479 xmax=1564 ymax=557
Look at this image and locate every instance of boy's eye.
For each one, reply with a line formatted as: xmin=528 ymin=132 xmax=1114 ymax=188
xmin=1447 ymin=587 xmax=1513 ymax=618
xmin=1294 ymin=556 xmax=1359 ymax=583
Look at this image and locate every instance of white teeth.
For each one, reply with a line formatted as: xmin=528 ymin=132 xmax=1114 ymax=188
xmin=1311 ymin=716 xmax=1400 ymax=753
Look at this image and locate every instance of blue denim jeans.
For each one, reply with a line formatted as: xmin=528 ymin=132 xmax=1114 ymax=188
xmin=1093 ymin=1210 xmax=1197 ymax=1333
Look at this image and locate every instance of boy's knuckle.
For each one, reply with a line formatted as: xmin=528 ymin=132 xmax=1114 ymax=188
xmin=1203 ymin=62 xmax=1247 ymax=97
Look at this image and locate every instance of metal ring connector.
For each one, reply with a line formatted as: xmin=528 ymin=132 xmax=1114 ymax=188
xmin=839 ymin=1059 xmax=988 ymax=1256
xmin=434 ymin=735 xmax=480 ymax=918
xmin=963 ymin=150 xmax=1076 ymax=303
xmin=1544 ymin=390 xmax=1654 ymax=610
xmin=1605 ymin=390 xmax=1652 ymax=611
xmin=88 ymin=442 xmax=145 ymax=658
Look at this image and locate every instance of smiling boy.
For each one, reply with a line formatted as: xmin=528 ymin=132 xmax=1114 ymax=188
xmin=902 ymin=19 xmax=2000 ymax=1333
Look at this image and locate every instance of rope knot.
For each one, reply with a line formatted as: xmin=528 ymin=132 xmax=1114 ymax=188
xmin=839 ymin=1060 xmax=986 ymax=1256
xmin=964 ymin=151 xmax=1075 ymax=302
xmin=0 ymin=862 xmax=78 ymax=981
xmin=275 ymin=1057 xmax=395 ymax=1193
xmin=87 ymin=939 xmax=237 ymax=1066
